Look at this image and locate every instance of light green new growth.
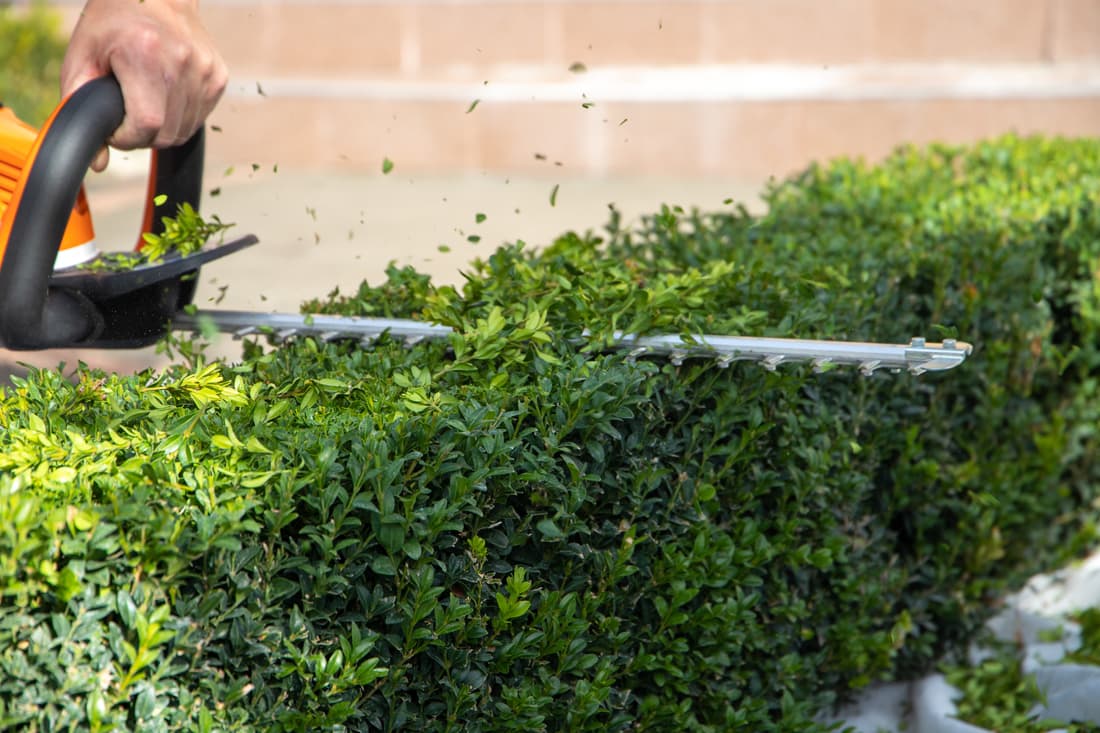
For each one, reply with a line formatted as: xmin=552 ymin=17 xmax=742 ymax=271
xmin=78 ymin=202 xmax=233 ymax=272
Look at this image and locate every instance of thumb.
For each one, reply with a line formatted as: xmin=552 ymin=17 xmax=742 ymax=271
xmin=59 ymin=46 xmax=105 ymax=99
xmin=59 ymin=20 xmax=113 ymax=100
xmin=60 ymin=71 xmax=97 ymax=100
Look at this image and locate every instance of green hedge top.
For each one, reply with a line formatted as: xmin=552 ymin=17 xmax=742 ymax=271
xmin=2 ymin=134 xmax=1100 ymax=732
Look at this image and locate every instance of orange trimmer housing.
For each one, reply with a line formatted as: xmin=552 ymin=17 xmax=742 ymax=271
xmin=0 ymin=105 xmax=98 ymax=270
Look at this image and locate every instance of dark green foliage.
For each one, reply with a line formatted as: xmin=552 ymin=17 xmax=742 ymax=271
xmin=3 ymin=135 xmax=1100 ymax=731
xmin=0 ymin=2 xmax=66 ymax=126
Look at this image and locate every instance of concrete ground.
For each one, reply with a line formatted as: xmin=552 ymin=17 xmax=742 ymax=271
xmin=1 ymin=157 xmax=762 ymax=382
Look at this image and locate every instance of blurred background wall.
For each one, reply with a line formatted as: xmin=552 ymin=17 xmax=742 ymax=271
xmin=44 ymin=0 xmax=1100 ymax=181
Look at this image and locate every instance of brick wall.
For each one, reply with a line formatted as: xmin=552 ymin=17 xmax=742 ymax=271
xmin=49 ymin=0 xmax=1100 ymax=179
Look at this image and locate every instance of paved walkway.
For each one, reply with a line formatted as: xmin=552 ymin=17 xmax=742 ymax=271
xmin=1 ymin=161 xmax=761 ymax=381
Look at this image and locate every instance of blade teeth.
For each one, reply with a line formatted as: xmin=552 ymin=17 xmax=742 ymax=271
xmin=859 ymin=360 xmax=882 ymax=376
xmin=176 ymin=314 xmax=969 ymax=377
xmin=762 ymin=355 xmax=785 ymax=371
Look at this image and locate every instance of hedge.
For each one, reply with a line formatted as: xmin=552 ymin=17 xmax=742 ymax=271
xmin=1 ymin=134 xmax=1099 ymax=731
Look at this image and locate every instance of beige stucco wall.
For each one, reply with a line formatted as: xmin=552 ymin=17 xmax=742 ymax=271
xmin=47 ymin=0 xmax=1100 ymax=178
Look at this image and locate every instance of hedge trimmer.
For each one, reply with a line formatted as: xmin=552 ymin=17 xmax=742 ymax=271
xmin=0 ymin=76 xmax=971 ymax=376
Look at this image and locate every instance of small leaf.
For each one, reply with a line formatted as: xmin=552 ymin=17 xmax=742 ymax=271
xmin=240 ymin=471 xmax=277 ymax=488
xmin=316 ymin=378 xmax=349 ymax=392
xmin=379 ymin=516 xmax=405 ymax=554
xmin=135 ymin=688 xmax=156 ymax=721
xmin=211 ymin=435 xmax=235 ymax=451
xmin=371 ymin=555 xmax=397 ymax=576
xmin=382 ymin=157 xmax=395 ymax=175
xmin=245 ymin=436 xmax=270 ymax=454
xmin=535 ymin=349 xmax=563 ymax=365
xmin=48 ymin=466 xmax=77 ymax=484
xmin=117 ymin=590 xmax=138 ymax=628
xmin=537 ymin=518 xmax=564 ymax=540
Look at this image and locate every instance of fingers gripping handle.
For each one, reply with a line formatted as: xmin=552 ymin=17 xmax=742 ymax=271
xmin=0 ymin=76 xmax=204 ymax=349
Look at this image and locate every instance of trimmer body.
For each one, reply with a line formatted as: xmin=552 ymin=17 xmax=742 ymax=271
xmin=0 ymin=76 xmax=254 ymax=350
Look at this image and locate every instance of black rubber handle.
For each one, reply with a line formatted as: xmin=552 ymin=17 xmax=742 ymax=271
xmin=0 ymin=75 xmax=204 ymax=349
xmin=143 ymin=113 xmax=206 ymax=243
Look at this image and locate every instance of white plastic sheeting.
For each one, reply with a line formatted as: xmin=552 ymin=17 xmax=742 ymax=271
xmin=825 ymin=547 xmax=1100 ymax=732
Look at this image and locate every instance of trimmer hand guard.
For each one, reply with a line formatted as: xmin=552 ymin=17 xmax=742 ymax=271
xmin=41 ymin=234 xmax=258 ymax=349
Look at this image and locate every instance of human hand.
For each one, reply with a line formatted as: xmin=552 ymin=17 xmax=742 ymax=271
xmin=60 ymin=0 xmax=227 ymax=171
